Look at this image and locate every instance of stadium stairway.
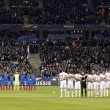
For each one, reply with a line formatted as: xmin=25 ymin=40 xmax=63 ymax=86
xmin=29 ymin=53 xmax=40 ymax=75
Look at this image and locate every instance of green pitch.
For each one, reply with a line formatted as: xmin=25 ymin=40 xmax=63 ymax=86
xmin=0 ymin=86 xmax=110 ymax=110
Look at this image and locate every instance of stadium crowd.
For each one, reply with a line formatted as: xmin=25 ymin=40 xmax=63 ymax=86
xmin=39 ymin=32 xmax=110 ymax=77
xmin=0 ymin=33 xmax=37 ymax=91
xmin=0 ymin=8 xmax=24 ymax=24
xmin=0 ymin=0 xmax=110 ymax=24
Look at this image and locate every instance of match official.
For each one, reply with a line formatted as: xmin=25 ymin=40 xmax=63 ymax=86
xmin=80 ymin=71 xmax=87 ymax=97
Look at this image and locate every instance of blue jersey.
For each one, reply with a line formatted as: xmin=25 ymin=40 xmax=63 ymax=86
xmin=26 ymin=75 xmax=31 ymax=82
xmin=30 ymin=74 xmax=36 ymax=82
xmin=9 ymin=75 xmax=14 ymax=86
xmin=3 ymin=74 xmax=9 ymax=82
xmin=9 ymin=75 xmax=14 ymax=82
xmin=20 ymin=74 xmax=26 ymax=82
xmin=0 ymin=76 xmax=2 ymax=82
xmin=3 ymin=73 xmax=9 ymax=86
xmin=20 ymin=74 xmax=26 ymax=86
xmin=0 ymin=75 xmax=2 ymax=86
xmin=30 ymin=74 xmax=36 ymax=86
xmin=26 ymin=75 xmax=31 ymax=86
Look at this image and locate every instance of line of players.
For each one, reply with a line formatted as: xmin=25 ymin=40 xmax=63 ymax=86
xmin=59 ymin=69 xmax=110 ymax=97
xmin=0 ymin=70 xmax=36 ymax=92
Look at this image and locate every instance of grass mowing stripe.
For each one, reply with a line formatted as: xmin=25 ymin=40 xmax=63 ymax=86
xmin=0 ymin=86 xmax=110 ymax=110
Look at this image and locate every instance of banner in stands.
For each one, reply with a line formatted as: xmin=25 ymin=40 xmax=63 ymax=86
xmin=36 ymin=78 xmax=59 ymax=86
xmin=0 ymin=24 xmax=22 ymax=30
xmin=32 ymin=24 xmax=109 ymax=30
xmin=0 ymin=24 xmax=109 ymax=30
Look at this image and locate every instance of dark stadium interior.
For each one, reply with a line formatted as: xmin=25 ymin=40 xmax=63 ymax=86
xmin=0 ymin=0 xmax=110 ymax=24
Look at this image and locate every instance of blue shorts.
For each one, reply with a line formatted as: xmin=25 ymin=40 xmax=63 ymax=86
xmin=31 ymin=81 xmax=36 ymax=86
xmin=20 ymin=81 xmax=25 ymax=86
xmin=0 ymin=82 xmax=2 ymax=86
xmin=26 ymin=82 xmax=30 ymax=86
xmin=4 ymin=82 xmax=8 ymax=86
xmin=10 ymin=82 xmax=14 ymax=86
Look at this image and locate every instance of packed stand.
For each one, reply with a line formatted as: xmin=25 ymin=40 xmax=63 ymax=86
xmin=0 ymin=0 xmax=4 ymax=7
xmin=0 ymin=0 xmax=110 ymax=24
xmin=28 ymin=0 xmax=110 ymax=24
xmin=39 ymin=33 xmax=110 ymax=77
xmin=0 ymin=8 xmax=24 ymax=24
xmin=0 ymin=31 xmax=39 ymax=92
xmin=0 ymin=32 xmax=31 ymax=74
xmin=9 ymin=0 xmax=38 ymax=14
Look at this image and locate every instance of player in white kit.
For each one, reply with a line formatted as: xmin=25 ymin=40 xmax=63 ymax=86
xmin=105 ymin=69 xmax=110 ymax=96
xmin=74 ymin=73 xmax=82 ymax=97
xmin=59 ymin=70 xmax=68 ymax=97
xmin=93 ymin=73 xmax=100 ymax=96
xmin=67 ymin=71 xmax=74 ymax=97
xmin=99 ymin=72 xmax=106 ymax=97
xmin=87 ymin=74 xmax=93 ymax=97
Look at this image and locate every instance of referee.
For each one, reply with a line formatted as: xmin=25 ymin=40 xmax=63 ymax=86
xmin=80 ymin=71 xmax=87 ymax=97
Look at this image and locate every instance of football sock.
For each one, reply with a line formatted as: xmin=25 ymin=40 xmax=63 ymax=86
xmin=71 ymin=91 xmax=74 ymax=97
xmin=60 ymin=89 xmax=63 ymax=97
xmin=106 ymin=89 xmax=108 ymax=96
xmin=75 ymin=90 xmax=77 ymax=97
xmin=91 ymin=91 xmax=93 ymax=97
xmin=100 ymin=90 xmax=103 ymax=97
xmin=79 ymin=90 xmax=81 ymax=97
xmin=64 ymin=89 xmax=67 ymax=97
xmin=67 ymin=91 xmax=70 ymax=97
xmin=34 ymin=86 xmax=36 ymax=91
xmin=88 ymin=91 xmax=90 ymax=97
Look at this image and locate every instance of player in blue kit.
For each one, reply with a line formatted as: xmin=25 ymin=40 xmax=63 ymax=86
xmin=30 ymin=70 xmax=36 ymax=91
xmin=9 ymin=72 xmax=14 ymax=91
xmin=0 ymin=74 xmax=3 ymax=91
xmin=20 ymin=71 xmax=26 ymax=91
xmin=26 ymin=72 xmax=31 ymax=91
xmin=3 ymin=71 xmax=9 ymax=91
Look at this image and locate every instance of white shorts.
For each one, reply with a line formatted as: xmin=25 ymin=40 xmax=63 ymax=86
xmin=106 ymin=81 xmax=110 ymax=88
xmin=93 ymin=82 xmax=98 ymax=90
xmin=75 ymin=81 xmax=81 ymax=89
xmin=87 ymin=82 xmax=93 ymax=90
xmin=68 ymin=81 xmax=73 ymax=89
xmin=60 ymin=80 xmax=67 ymax=89
xmin=100 ymin=81 xmax=106 ymax=90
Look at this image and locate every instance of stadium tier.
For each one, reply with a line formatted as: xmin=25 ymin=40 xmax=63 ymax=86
xmin=0 ymin=0 xmax=109 ymax=24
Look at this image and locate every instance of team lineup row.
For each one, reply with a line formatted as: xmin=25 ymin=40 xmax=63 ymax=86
xmin=59 ymin=70 xmax=110 ymax=97
xmin=0 ymin=72 xmax=37 ymax=91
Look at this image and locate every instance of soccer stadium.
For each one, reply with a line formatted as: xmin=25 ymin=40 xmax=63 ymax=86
xmin=0 ymin=0 xmax=110 ymax=110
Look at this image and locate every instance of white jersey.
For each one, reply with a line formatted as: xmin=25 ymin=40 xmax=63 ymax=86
xmin=99 ymin=74 xmax=106 ymax=90
xmin=87 ymin=74 xmax=93 ymax=89
xmin=59 ymin=72 xmax=68 ymax=81
xmin=67 ymin=73 xmax=74 ymax=89
xmin=68 ymin=73 xmax=74 ymax=82
xmin=99 ymin=74 xmax=106 ymax=82
xmin=87 ymin=74 xmax=93 ymax=82
xmin=74 ymin=74 xmax=82 ymax=82
xmin=59 ymin=72 xmax=68 ymax=88
xmin=93 ymin=74 xmax=99 ymax=90
xmin=74 ymin=74 xmax=81 ymax=89
xmin=105 ymin=72 xmax=110 ymax=88
xmin=93 ymin=74 xmax=100 ymax=82
xmin=105 ymin=72 xmax=110 ymax=81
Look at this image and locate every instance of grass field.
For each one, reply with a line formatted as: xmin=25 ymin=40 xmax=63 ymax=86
xmin=0 ymin=86 xmax=110 ymax=110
